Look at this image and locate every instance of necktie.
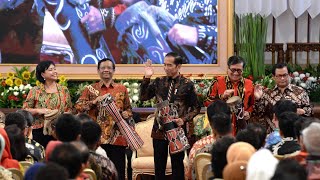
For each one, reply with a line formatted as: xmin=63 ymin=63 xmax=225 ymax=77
xmin=167 ymin=80 xmax=174 ymax=101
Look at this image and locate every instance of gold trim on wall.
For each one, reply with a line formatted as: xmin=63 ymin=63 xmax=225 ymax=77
xmin=0 ymin=0 xmax=234 ymax=80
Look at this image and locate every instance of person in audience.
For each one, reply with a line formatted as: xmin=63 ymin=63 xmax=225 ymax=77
xmin=226 ymin=142 xmax=255 ymax=163
xmin=236 ymin=129 xmax=260 ymax=150
xmin=271 ymin=159 xmax=307 ymax=180
xmin=5 ymin=124 xmax=34 ymax=162
xmin=246 ymin=149 xmax=278 ymax=180
xmin=81 ymin=120 xmax=118 ymax=180
xmin=0 ymin=128 xmax=20 ymax=169
xmin=205 ymin=56 xmax=255 ymax=134
xmin=23 ymin=60 xmax=73 ymax=147
xmin=45 ymin=140 xmax=63 ymax=161
xmin=302 ymin=122 xmax=320 ymax=179
xmin=48 ymin=143 xmax=82 ymax=179
xmin=16 ymin=109 xmax=45 ymax=162
xmin=211 ymin=136 xmax=236 ymax=179
xmin=139 ymin=52 xmax=201 ymax=180
xmin=24 ymin=162 xmax=46 ymax=180
xmin=75 ymin=58 xmax=133 ymax=180
xmin=70 ymin=141 xmax=91 ymax=180
xmin=187 ymin=100 xmax=232 ymax=179
xmin=268 ymin=112 xmax=301 ymax=156
xmin=254 ymin=62 xmax=312 ymax=131
xmin=223 ymin=161 xmax=247 ymax=180
xmin=35 ymin=162 xmax=69 ymax=180
xmin=246 ymin=123 xmax=267 ymax=149
xmin=55 ymin=114 xmax=81 ymax=142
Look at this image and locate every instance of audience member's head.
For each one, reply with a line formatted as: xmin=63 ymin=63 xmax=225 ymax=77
xmin=246 ymin=123 xmax=267 ymax=149
xmin=271 ymin=159 xmax=307 ymax=180
xmin=48 ymin=143 xmax=82 ymax=179
xmin=35 ymin=162 xmax=69 ymax=180
xmin=273 ymin=100 xmax=297 ymax=118
xmin=226 ymin=142 xmax=256 ymax=163
xmin=4 ymin=124 xmax=28 ymax=161
xmin=5 ymin=112 xmax=27 ymax=136
xmin=278 ymin=111 xmax=299 ymax=138
xmin=0 ymin=128 xmax=20 ymax=169
xmin=55 ymin=114 xmax=81 ymax=142
xmin=210 ymin=112 xmax=232 ymax=137
xmin=16 ymin=109 xmax=34 ymax=138
xmin=302 ymin=122 xmax=320 ymax=156
xmin=294 ymin=116 xmax=310 ymax=143
xmin=246 ymin=149 xmax=278 ymax=180
xmin=70 ymin=141 xmax=90 ymax=169
xmin=236 ymin=129 xmax=260 ymax=150
xmin=223 ymin=161 xmax=247 ymax=180
xmin=45 ymin=140 xmax=63 ymax=161
xmin=207 ymin=99 xmax=231 ymax=118
xmin=24 ymin=162 xmax=46 ymax=180
xmin=76 ymin=113 xmax=93 ymax=124
xmin=81 ymin=121 xmax=102 ymax=150
xmin=211 ymin=136 xmax=236 ymax=178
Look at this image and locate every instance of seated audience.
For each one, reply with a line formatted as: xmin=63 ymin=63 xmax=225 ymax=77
xmin=223 ymin=161 xmax=247 ymax=180
xmin=236 ymin=129 xmax=260 ymax=150
xmin=35 ymin=162 xmax=69 ymax=180
xmin=271 ymin=159 xmax=307 ymax=180
xmin=268 ymin=112 xmax=301 ymax=156
xmin=5 ymin=124 xmax=34 ymax=162
xmin=48 ymin=143 xmax=82 ymax=179
xmin=81 ymin=121 xmax=118 ymax=180
xmin=226 ymin=142 xmax=255 ymax=163
xmin=302 ymin=122 xmax=320 ymax=179
xmin=45 ymin=140 xmax=63 ymax=161
xmin=70 ymin=141 xmax=91 ymax=180
xmin=246 ymin=123 xmax=267 ymax=149
xmin=55 ymin=114 xmax=81 ymax=142
xmin=24 ymin=162 xmax=46 ymax=180
xmin=16 ymin=109 xmax=45 ymax=161
xmin=246 ymin=149 xmax=278 ymax=180
xmin=0 ymin=128 xmax=20 ymax=169
xmin=211 ymin=136 xmax=236 ymax=179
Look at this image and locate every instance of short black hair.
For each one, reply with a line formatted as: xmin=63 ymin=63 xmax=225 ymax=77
xmin=271 ymin=159 xmax=307 ymax=180
xmin=16 ymin=109 xmax=34 ymax=127
xmin=211 ymin=136 xmax=236 ymax=178
xmin=207 ymin=99 xmax=231 ymax=119
xmin=97 ymin=58 xmax=115 ymax=70
xmin=36 ymin=60 xmax=56 ymax=83
xmin=55 ymin=114 xmax=81 ymax=142
xmin=5 ymin=112 xmax=27 ymax=131
xmin=48 ymin=143 xmax=82 ymax=179
xmin=5 ymin=124 xmax=28 ymax=161
xmin=35 ymin=162 xmax=69 ymax=180
xmin=227 ymin=56 xmax=246 ymax=68
xmin=236 ymin=129 xmax=260 ymax=150
xmin=70 ymin=141 xmax=90 ymax=164
xmin=165 ymin=52 xmax=183 ymax=65
xmin=273 ymin=100 xmax=297 ymax=119
xmin=272 ymin=62 xmax=289 ymax=75
xmin=247 ymin=123 xmax=267 ymax=149
xmin=210 ymin=112 xmax=232 ymax=136
xmin=278 ymin=112 xmax=299 ymax=138
xmin=81 ymin=121 xmax=102 ymax=148
xmin=76 ymin=113 xmax=93 ymax=124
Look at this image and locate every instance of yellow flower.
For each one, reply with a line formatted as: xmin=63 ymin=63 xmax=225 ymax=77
xmin=22 ymin=71 xmax=31 ymax=80
xmin=59 ymin=75 xmax=66 ymax=82
xmin=5 ymin=78 xmax=13 ymax=87
xmin=7 ymin=72 xmax=15 ymax=78
xmin=14 ymin=78 xmax=22 ymax=86
xmin=36 ymin=80 xmax=41 ymax=86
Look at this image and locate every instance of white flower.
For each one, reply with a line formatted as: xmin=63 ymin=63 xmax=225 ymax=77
xmin=14 ymin=86 xmax=19 ymax=90
xmin=123 ymin=82 xmax=129 ymax=87
xmin=132 ymin=83 xmax=139 ymax=88
xmin=24 ymin=84 xmax=31 ymax=89
xmin=13 ymin=91 xmax=19 ymax=96
xmin=129 ymin=98 xmax=132 ymax=104
xmin=299 ymin=74 xmax=306 ymax=79
xmin=22 ymin=91 xmax=26 ymax=94
xmin=308 ymin=77 xmax=315 ymax=82
xmin=9 ymin=87 xmax=13 ymax=91
xmin=1 ymin=92 xmax=3 ymax=96
xmin=294 ymin=77 xmax=300 ymax=82
xmin=132 ymin=95 xmax=139 ymax=102
xmin=127 ymin=88 xmax=131 ymax=93
xmin=300 ymin=83 xmax=307 ymax=88
xmin=293 ymin=71 xmax=299 ymax=77
xmin=19 ymin=84 xmax=24 ymax=90
xmin=306 ymin=73 xmax=310 ymax=77
xmin=133 ymin=89 xmax=139 ymax=94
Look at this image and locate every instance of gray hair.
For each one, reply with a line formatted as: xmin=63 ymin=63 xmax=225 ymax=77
xmin=302 ymin=122 xmax=320 ymax=156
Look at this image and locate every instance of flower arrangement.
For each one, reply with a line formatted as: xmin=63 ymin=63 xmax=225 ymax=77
xmin=191 ymin=76 xmax=211 ymax=105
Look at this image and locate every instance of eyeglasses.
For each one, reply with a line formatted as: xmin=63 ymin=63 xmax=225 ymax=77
xmin=229 ymin=68 xmax=243 ymax=74
xmin=275 ymin=73 xmax=288 ymax=79
xmin=99 ymin=66 xmax=114 ymax=71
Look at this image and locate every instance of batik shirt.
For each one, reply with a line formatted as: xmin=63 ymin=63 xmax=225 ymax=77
xmin=253 ymin=84 xmax=312 ymax=130
xmin=140 ymin=75 xmax=201 ymax=139
xmin=23 ymin=84 xmax=72 ymax=129
xmin=25 ymin=138 xmax=45 ymax=162
xmin=148 ymin=0 xmax=217 ymax=63
xmin=75 ymin=81 xmax=132 ymax=146
xmin=89 ymin=151 xmax=118 ymax=180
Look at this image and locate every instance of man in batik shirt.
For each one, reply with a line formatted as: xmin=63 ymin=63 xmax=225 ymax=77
xmin=75 ymin=58 xmax=132 ymax=180
xmin=140 ymin=52 xmax=201 ymax=180
xmin=204 ymin=56 xmax=255 ymax=135
xmin=254 ymin=62 xmax=312 ymax=131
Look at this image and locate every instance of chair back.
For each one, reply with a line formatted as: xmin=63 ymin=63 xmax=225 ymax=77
xmin=194 ymin=153 xmax=212 ymax=180
xmin=202 ymin=163 xmax=214 ymax=180
xmin=83 ymin=168 xmax=97 ymax=180
xmin=19 ymin=161 xmax=33 ymax=174
xmin=134 ymin=115 xmax=155 ymax=157
xmin=8 ymin=168 xmax=23 ymax=180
